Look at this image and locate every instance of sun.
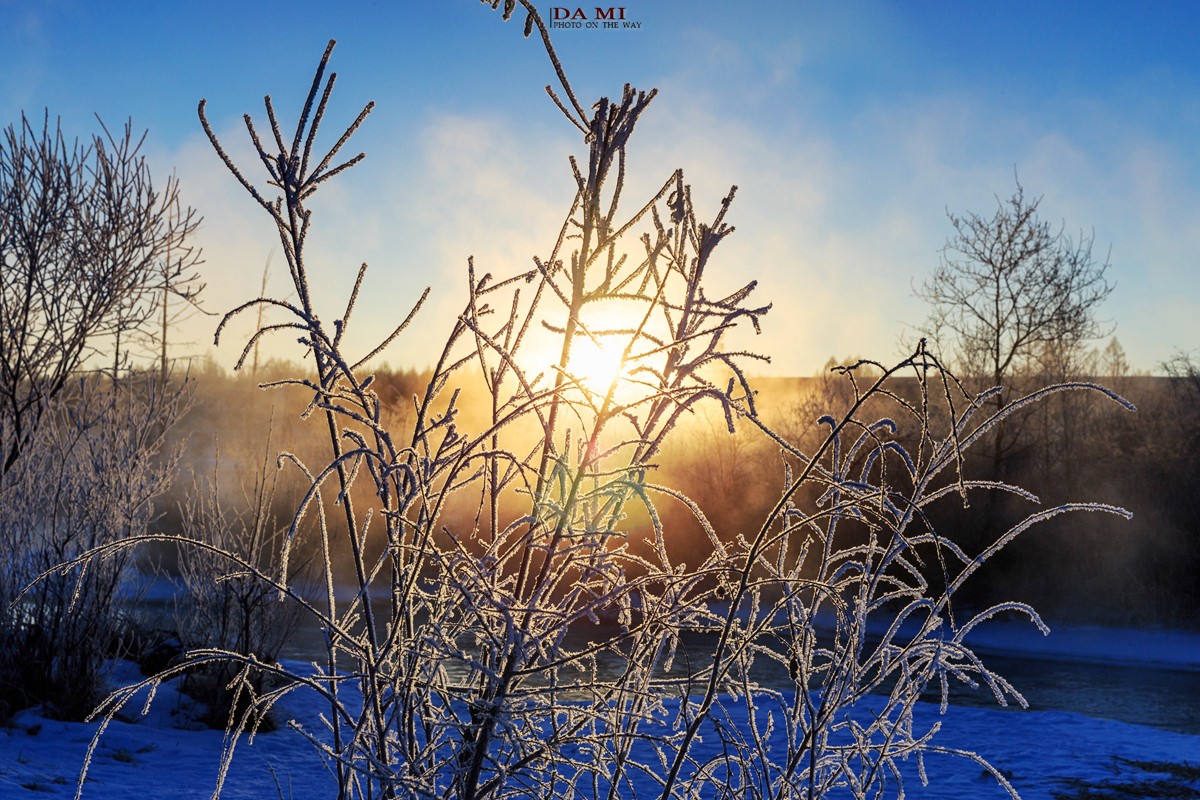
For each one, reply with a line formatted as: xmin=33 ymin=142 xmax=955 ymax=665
xmin=565 ymin=334 xmax=629 ymax=397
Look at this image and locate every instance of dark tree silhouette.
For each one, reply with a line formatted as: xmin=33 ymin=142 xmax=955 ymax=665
xmin=0 ymin=112 xmax=201 ymax=471
xmin=917 ymin=180 xmax=1113 ymax=478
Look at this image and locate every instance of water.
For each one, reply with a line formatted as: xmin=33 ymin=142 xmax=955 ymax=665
xmin=276 ymin=611 xmax=1200 ymax=735
xmin=649 ymin=628 xmax=1200 ymax=735
xmin=940 ymin=651 xmax=1200 ymax=735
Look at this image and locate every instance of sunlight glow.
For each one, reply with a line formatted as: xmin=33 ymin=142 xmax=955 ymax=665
xmin=565 ymin=335 xmax=629 ymax=397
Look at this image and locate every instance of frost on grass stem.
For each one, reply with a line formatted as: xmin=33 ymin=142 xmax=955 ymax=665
xmin=62 ymin=5 xmax=1132 ymax=800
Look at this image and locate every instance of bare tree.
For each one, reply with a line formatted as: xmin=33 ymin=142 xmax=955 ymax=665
xmin=0 ymin=112 xmax=202 ymax=472
xmin=1163 ymin=348 xmax=1200 ymax=396
xmin=1100 ymin=336 xmax=1129 ymax=381
xmin=145 ymin=202 xmax=207 ymax=383
xmin=917 ymin=180 xmax=1112 ymax=477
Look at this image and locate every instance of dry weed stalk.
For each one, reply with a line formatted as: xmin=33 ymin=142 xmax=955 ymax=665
xmin=66 ymin=4 xmax=1132 ymax=799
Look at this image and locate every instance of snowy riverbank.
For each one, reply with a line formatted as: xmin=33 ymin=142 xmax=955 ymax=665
xmin=3 ymin=624 xmax=1198 ymax=799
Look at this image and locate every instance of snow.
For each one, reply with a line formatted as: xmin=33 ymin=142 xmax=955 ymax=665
xmin=2 ymin=626 xmax=1198 ymax=799
xmin=0 ymin=661 xmax=339 ymax=799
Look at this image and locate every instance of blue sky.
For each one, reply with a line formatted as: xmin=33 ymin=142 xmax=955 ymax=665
xmin=4 ymin=0 xmax=1199 ymax=375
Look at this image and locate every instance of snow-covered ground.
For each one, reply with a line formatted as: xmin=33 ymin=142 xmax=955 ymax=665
xmin=2 ymin=624 xmax=1198 ymax=799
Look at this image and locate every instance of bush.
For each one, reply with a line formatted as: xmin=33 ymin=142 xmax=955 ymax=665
xmin=0 ymin=375 xmax=185 ymax=721
xmin=172 ymin=420 xmax=309 ymax=730
xmin=78 ymin=5 xmax=1132 ymax=799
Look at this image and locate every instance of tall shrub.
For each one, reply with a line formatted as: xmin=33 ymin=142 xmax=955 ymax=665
xmin=0 ymin=375 xmax=185 ymax=720
xmin=77 ymin=5 xmax=1132 ymax=799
